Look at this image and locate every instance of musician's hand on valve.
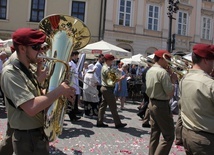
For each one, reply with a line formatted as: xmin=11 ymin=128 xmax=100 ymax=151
xmin=60 ymin=82 xmax=76 ymax=102
xmin=37 ymin=67 xmax=49 ymax=83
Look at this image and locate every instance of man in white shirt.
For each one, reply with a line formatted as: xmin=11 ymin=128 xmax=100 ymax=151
xmin=94 ymin=54 xmax=104 ymax=104
xmin=67 ymin=51 xmax=81 ymax=121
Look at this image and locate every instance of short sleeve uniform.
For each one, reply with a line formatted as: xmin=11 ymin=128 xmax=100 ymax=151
xmin=1 ymin=64 xmax=43 ymax=130
xmin=146 ymin=63 xmax=173 ymax=100
xmin=179 ymin=69 xmax=214 ymax=134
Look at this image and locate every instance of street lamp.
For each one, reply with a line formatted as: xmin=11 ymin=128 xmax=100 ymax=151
xmin=167 ymin=0 xmax=179 ymax=53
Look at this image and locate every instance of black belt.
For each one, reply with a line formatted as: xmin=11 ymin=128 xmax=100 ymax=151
xmin=102 ymin=86 xmax=115 ymax=88
xmin=14 ymin=127 xmax=43 ymax=133
xmin=150 ymin=98 xmax=169 ymax=102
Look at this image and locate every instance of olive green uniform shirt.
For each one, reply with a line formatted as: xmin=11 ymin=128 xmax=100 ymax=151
xmin=1 ymin=64 xmax=43 ymax=130
xmin=101 ymin=63 xmax=114 ymax=87
xmin=146 ymin=63 xmax=173 ymax=100
xmin=179 ymin=69 xmax=214 ymax=134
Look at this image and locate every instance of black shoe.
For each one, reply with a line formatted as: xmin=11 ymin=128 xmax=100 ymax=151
xmin=137 ymin=113 xmax=144 ymax=119
xmin=142 ymin=124 xmax=151 ymax=128
xmin=115 ymin=123 xmax=127 ymax=129
xmin=175 ymin=140 xmax=183 ymax=146
xmin=76 ymin=110 xmax=82 ymax=115
xmin=70 ymin=116 xmax=81 ymax=121
xmin=96 ymin=123 xmax=109 ymax=127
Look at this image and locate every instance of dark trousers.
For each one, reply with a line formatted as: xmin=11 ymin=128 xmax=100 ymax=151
xmin=148 ymin=99 xmax=175 ymax=155
xmin=137 ymin=93 xmax=149 ymax=117
xmin=67 ymin=95 xmax=79 ymax=120
xmin=0 ymin=87 xmax=5 ymax=106
xmin=13 ymin=129 xmax=49 ymax=155
xmin=0 ymin=122 xmax=14 ymax=155
xmin=97 ymin=85 xmax=102 ymax=105
xmin=182 ymin=127 xmax=214 ymax=155
xmin=97 ymin=86 xmax=121 ymax=126
xmin=175 ymin=112 xmax=183 ymax=144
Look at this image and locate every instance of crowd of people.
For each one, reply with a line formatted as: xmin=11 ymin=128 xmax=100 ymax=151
xmin=0 ymin=27 xmax=213 ymax=155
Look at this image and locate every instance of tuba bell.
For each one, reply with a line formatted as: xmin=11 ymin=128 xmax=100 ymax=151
xmin=39 ymin=14 xmax=90 ymax=142
xmin=106 ymin=68 xmax=122 ymax=86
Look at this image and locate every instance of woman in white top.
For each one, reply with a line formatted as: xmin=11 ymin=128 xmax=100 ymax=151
xmin=83 ymin=64 xmax=99 ymax=118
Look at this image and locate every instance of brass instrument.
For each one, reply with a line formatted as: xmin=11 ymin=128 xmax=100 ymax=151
xmin=38 ymin=54 xmax=98 ymax=97
xmin=106 ymin=68 xmax=122 ymax=86
xmin=140 ymin=56 xmax=155 ymax=66
xmin=39 ymin=14 xmax=90 ymax=142
xmin=163 ymin=53 xmax=192 ymax=79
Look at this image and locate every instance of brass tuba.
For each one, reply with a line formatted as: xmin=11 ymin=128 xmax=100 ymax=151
xmin=39 ymin=14 xmax=90 ymax=142
xmin=105 ymin=68 xmax=122 ymax=86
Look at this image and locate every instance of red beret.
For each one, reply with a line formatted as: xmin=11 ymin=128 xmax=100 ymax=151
xmin=193 ymin=44 xmax=214 ymax=59
xmin=154 ymin=50 xmax=170 ymax=58
xmin=104 ymin=54 xmax=115 ymax=60
xmin=12 ymin=28 xmax=46 ymax=46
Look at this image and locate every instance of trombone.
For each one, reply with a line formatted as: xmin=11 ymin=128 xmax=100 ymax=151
xmin=163 ymin=53 xmax=192 ymax=79
xmin=140 ymin=56 xmax=155 ymax=66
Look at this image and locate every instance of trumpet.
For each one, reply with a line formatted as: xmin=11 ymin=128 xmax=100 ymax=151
xmin=163 ymin=53 xmax=192 ymax=79
xmin=140 ymin=56 xmax=155 ymax=66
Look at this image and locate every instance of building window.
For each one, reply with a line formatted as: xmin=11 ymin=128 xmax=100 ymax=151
xmin=0 ymin=0 xmax=7 ymax=19
xmin=177 ymin=11 xmax=188 ymax=36
xmin=147 ymin=5 xmax=159 ymax=31
xmin=71 ymin=1 xmax=85 ymax=22
xmin=30 ymin=0 xmax=45 ymax=22
xmin=202 ymin=17 xmax=211 ymax=40
xmin=118 ymin=0 xmax=132 ymax=26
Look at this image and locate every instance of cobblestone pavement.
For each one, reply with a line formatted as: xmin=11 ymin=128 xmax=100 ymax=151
xmin=0 ymin=101 xmax=185 ymax=155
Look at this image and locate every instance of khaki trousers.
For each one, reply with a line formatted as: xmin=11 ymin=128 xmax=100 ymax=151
xmin=148 ymin=99 xmax=175 ymax=155
xmin=182 ymin=127 xmax=214 ymax=155
xmin=97 ymin=86 xmax=121 ymax=126
xmin=142 ymin=108 xmax=150 ymax=125
xmin=175 ymin=112 xmax=183 ymax=143
xmin=13 ymin=129 xmax=49 ymax=155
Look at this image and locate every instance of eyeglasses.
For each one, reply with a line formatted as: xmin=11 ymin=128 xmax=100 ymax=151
xmin=31 ymin=45 xmax=41 ymax=51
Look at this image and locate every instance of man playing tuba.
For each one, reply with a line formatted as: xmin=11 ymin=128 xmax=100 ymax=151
xmin=1 ymin=28 xmax=76 ymax=155
xmin=97 ymin=54 xmax=127 ymax=128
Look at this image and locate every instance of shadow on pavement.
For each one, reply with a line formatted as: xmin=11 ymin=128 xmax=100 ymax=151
xmin=49 ymin=145 xmax=67 ymax=155
xmin=68 ymin=119 xmax=94 ymax=128
xmin=121 ymin=107 xmax=139 ymax=114
xmin=104 ymin=113 xmax=131 ymax=121
xmin=117 ymin=127 xmax=150 ymax=137
xmin=59 ymin=127 xmax=95 ymax=139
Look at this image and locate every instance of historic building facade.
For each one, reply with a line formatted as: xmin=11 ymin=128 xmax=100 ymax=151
xmin=0 ymin=0 xmax=214 ymax=56
xmin=0 ymin=0 xmax=102 ymax=42
xmin=104 ymin=0 xmax=214 ymax=55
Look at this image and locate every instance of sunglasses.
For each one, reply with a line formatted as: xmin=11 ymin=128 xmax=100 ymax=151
xmin=31 ymin=45 xmax=41 ymax=51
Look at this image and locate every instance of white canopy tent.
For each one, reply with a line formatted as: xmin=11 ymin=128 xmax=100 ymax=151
xmin=79 ymin=40 xmax=132 ymax=59
xmin=0 ymin=39 xmax=13 ymax=55
xmin=121 ymin=53 xmax=147 ymax=66
xmin=183 ymin=53 xmax=192 ymax=62
xmin=0 ymin=39 xmax=13 ymax=48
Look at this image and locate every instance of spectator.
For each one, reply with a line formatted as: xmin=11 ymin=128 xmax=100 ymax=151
xmin=83 ymin=64 xmax=99 ymax=118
